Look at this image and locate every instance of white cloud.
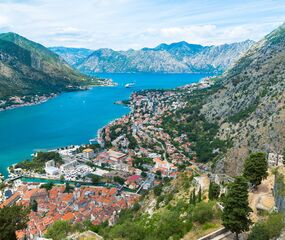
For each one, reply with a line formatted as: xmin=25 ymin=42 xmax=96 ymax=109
xmin=0 ymin=15 xmax=9 ymax=25
xmin=0 ymin=0 xmax=284 ymax=49
xmin=139 ymin=22 xmax=283 ymax=47
xmin=159 ymin=25 xmax=217 ymax=37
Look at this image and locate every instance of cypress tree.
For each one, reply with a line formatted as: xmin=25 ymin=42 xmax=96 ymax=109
xmin=189 ymin=191 xmax=193 ymax=204
xmin=208 ymin=181 xmax=220 ymax=200
xmin=198 ymin=187 xmax=202 ymax=202
xmin=222 ymin=176 xmax=252 ymax=240
xmin=30 ymin=199 xmax=38 ymax=212
xmin=208 ymin=181 xmax=213 ymax=200
xmin=189 ymin=189 xmax=197 ymax=205
xmin=192 ymin=188 xmax=196 ymax=205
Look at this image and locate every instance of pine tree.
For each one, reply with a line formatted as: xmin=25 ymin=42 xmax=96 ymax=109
xmin=222 ymin=176 xmax=252 ymax=240
xmin=243 ymin=152 xmax=268 ymax=188
xmin=0 ymin=205 xmax=30 ymax=240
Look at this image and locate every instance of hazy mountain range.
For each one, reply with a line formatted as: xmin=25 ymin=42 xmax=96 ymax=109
xmin=50 ymin=40 xmax=254 ymax=74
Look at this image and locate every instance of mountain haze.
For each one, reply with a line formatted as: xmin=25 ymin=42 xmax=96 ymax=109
xmin=49 ymin=47 xmax=93 ymax=66
xmin=51 ymin=40 xmax=254 ymax=74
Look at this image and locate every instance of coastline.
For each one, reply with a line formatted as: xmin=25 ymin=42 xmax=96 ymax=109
xmin=3 ymin=74 xmax=212 ymax=179
xmin=96 ymin=75 xmax=214 ymax=149
xmin=0 ymin=94 xmax=57 ymax=112
xmin=0 ymin=80 xmax=117 ymax=113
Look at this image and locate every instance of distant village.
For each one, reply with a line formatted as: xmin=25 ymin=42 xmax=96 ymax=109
xmin=0 ymin=94 xmax=56 ymax=112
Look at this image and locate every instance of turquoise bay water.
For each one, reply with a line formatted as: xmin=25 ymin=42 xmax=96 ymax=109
xmin=0 ymin=73 xmax=208 ymax=177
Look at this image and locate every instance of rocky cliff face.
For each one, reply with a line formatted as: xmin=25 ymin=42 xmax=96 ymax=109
xmin=51 ymin=40 xmax=254 ymax=74
xmin=201 ymin=23 xmax=285 ymax=175
xmin=0 ymin=33 xmax=91 ymax=98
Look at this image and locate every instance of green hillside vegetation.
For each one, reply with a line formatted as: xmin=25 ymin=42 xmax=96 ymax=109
xmin=248 ymin=212 xmax=285 ymax=240
xmin=0 ymin=33 xmax=101 ymax=100
xmin=13 ymin=151 xmax=63 ymax=173
xmin=0 ymin=39 xmax=31 ymax=65
xmin=0 ymin=32 xmax=84 ymax=80
xmin=0 ymin=205 xmax=30 ymax=240
xmin=162 ymin=86 xmax=231 ymax=163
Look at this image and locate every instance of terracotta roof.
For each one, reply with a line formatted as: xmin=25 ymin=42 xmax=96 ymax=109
xmin=23 ymin=188 xmax=47 ymax=201
xmin=62 ymin=212 xmax=75 ymax=221
xmin=62 ymin=193 xmax=73 ymax=202
xmin=17 ymin=184 xmax=140 ymax=237
xmin=22 ymin=189 xmax=38 ymax=201
xmin=16 ymin=230 xmax=26 ymax=239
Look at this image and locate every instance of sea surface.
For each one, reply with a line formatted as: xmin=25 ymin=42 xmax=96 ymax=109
xmin=0 ymin=73 xmax=208 ymax=177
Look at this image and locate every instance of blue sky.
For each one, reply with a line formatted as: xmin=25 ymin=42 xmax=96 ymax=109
xmin=0 ymin=0 xmax=284 ymax=50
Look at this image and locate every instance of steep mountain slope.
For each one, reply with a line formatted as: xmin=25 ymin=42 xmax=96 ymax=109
xmin=201 ymin=23 xmax=285 ymax=175
xmin=51 ymin=40 xmax=254 ymax=74
xmin=0 ymin=33 xmax=92 ymax=99
xmin=185 ymin=41 xmax=254 ymax=72
xmin=49 ymin=47 xmax=93 ymax=66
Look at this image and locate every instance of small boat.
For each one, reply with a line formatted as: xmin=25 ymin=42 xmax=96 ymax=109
xmin=124 ymin=83 xmax=135 ymax=88
xmin=89 ymin=138 xmax=97 ymax=144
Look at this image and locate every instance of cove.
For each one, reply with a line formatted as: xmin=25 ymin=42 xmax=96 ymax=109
xmin=0 ymin=73 xmax=208 ymax=177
